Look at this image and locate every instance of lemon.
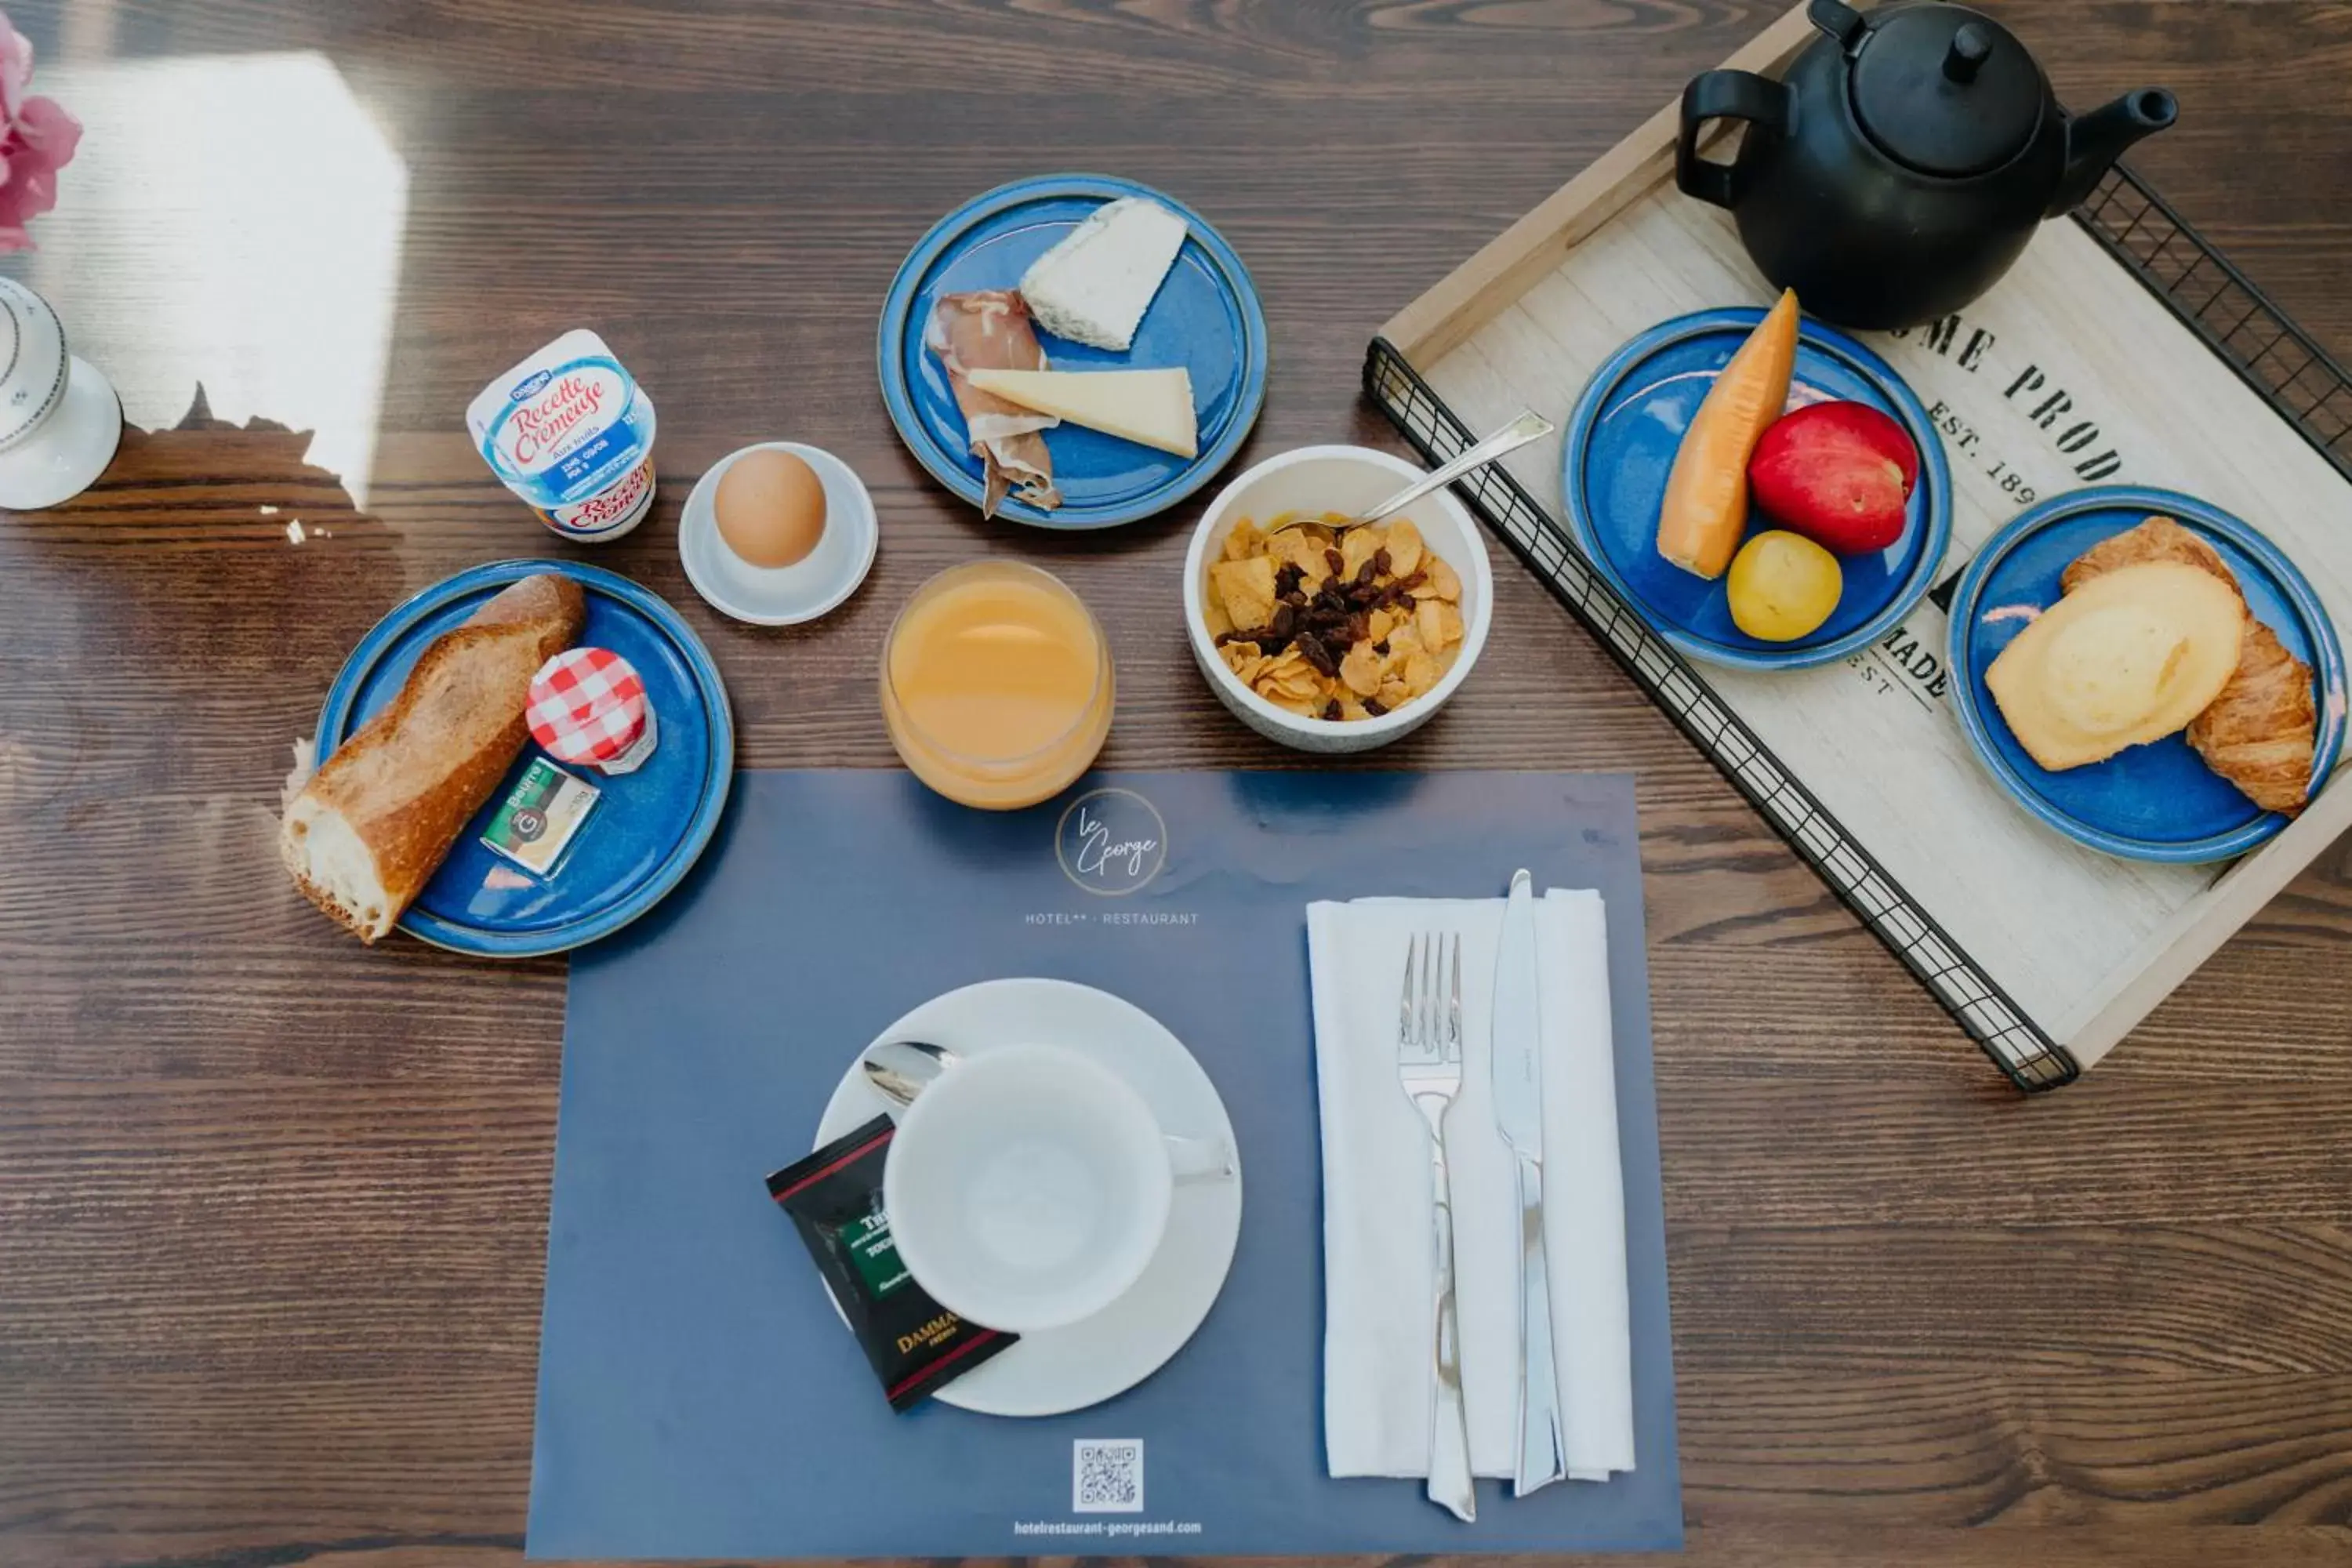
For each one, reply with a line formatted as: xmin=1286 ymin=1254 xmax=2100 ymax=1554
xmin=1726 ymin=531 xmax=1842 ymax=642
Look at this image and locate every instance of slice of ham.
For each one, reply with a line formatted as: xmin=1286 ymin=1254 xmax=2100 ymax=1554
xmin=925 ymin=289 xmax=1064 ymax=517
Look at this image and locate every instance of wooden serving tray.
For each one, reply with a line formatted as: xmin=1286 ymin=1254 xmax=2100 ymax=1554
xmin=1366 ymin=1 xmax=2352 ymax=1090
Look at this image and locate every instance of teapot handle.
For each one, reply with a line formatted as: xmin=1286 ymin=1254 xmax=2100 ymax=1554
xmin=1677 ymin=70 xmax=1791 ymax=209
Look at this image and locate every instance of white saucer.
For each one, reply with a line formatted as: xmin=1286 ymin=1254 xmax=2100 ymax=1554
xmin=0 ymin=356 xmax=122 ymax=510
xmin=813 ymin=978 xmax=1243 ymax=1418
xmin=678 ymin=441 xmax=878 ymax=626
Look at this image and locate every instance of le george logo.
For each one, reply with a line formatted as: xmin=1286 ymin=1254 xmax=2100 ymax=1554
xmin=1054 ymin=789 xmax=1167 ymax=897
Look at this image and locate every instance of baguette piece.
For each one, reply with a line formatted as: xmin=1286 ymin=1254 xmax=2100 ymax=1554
xmin=281 ymin=573 xmax=586 ymax=942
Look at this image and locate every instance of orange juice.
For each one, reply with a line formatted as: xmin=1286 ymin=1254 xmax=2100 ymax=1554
xmin=882 ymin=562 xmax=1113 ymax=810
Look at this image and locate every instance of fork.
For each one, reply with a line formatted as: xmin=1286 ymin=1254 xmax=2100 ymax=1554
xmin=1397 ymin=931 xmax=1477 ymax=1523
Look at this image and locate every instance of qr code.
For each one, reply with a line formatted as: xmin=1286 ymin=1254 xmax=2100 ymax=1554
xmin=1073 ymin=1438 xmax=1144 ymax=1513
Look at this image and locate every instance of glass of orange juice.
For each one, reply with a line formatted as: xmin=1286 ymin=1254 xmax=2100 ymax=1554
xmin=881 ymin=561 xmax=1114 ymax=810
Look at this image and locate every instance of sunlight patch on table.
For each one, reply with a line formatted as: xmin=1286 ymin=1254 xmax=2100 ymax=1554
xmin=25 ymin=53 xmax=408 ymax=507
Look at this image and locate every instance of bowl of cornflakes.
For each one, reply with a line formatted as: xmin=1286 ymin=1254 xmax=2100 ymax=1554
xmin=1185 ymin=445 xmax=1492 ymax=753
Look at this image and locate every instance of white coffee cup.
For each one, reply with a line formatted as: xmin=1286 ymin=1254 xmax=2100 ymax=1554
xmin=884 ymin=1042 xmax=1231 ymax=1333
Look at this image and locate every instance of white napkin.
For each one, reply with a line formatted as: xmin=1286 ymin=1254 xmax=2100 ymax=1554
xmin=1309 ymin=890 xmax=1633 ymax=1483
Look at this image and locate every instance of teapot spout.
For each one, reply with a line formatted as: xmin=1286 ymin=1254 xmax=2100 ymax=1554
xmin=2048 ymin=89 xmax=2179 ymax=216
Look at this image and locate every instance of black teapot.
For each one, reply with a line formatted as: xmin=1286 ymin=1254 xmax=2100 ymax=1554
xmin=1675 ymin=0 xmax=2176 ymax=329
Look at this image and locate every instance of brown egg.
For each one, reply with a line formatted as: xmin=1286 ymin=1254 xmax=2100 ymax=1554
xmin=714 ymin=448 xmax=827 ymax=568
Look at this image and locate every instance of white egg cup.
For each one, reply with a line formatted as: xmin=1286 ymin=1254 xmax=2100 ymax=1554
xmin=678 ymin=441 xmax=878 ymax=626
xmin=0 ymin=278 xmax=123 ymax=512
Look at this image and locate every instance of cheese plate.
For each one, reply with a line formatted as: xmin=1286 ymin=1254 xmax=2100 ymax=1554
xmin=877 ymin=173 xmax=1268 ymax=530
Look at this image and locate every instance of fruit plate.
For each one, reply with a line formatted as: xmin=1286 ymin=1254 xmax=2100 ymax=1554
xmin=1947 ymin=487 xmax=2347 ymax=864
xmin=1560 ymin=307 xmax=1952 ymax=670
xmin=877 ymin=173 xmax=1269 ymax=531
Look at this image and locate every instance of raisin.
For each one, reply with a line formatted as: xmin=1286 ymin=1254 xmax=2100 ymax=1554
xmin=1215 ymin=630 xmax=1261 ymax=650
xmin=1295 ymin=633 xmax=1338 ymax=677
xmin=1363 ymin=697 xmax=1388 ymax=717
xmin=1324 ymin=547 xmax=1345 ymax=579
xmin=1345 ymin=612 xmax=1371 ymax=646
xmin=1374 ymin=547 xmax=1392 ymax=576
xmin=1282 ymin=589 xmax=1308 ymax=609
xmin=1374 ymin=639 xmax=1390 ymax=656
xmin=1322 ymin=699 xmax=1342 ymax=722
xmin=1355 ymin=559 xmax=1378 ymax=589
xmin=1269 ymin=603 xmax=1297 ymax=638
xmin=1273 ymin=564 xmax=1303 ymax=597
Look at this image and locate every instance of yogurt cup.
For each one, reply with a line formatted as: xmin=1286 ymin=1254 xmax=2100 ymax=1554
xmin=468 ymin=329 xmax=659 ymax=543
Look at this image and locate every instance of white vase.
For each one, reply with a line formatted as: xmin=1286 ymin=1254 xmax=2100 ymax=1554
xmin=0 ymin=277 xmax=122 ymax=511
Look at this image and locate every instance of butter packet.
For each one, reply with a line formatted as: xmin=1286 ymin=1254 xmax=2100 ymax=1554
xmin=767 ymin=1115 xmax=1017 ymax=1411
xmin=480 ymin=757 xmax=600 ymax=877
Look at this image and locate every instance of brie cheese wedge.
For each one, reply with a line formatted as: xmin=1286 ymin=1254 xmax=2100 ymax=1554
xmin=964 ymin=368 xmax=1199 ymax=459
xmin=1018 ymin=197 xmax=1189 ymax=352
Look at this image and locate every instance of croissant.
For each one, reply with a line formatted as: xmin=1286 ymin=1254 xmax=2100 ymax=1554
xmin=2060 ymin=515 xmax=2315 ymax=816
xmin=2187 ymin=616 xmax=2318 ymax=815
xmin=2060 ymin=514 xmax=2237 ymax=601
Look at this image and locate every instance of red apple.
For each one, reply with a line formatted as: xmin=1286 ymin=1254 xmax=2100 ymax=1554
xmin=1748 ymin=401 xmax=1920 ymax=556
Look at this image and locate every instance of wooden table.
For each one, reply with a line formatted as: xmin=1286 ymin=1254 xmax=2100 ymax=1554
xmin=3 ymin=3 xmax=2348 ymax=1565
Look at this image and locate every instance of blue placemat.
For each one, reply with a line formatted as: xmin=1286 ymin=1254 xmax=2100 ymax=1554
xmin=528 ymin=769 xmax=1680 ymax=1558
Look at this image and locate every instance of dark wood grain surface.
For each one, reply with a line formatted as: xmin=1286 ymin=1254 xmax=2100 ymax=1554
xmin=2 ymin=2 xmax=2350 ymax=1565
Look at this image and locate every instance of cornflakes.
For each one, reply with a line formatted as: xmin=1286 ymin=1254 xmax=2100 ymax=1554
xmin=1210 ymin=555 xmax=1278 ymax=632
xmin=1425 ymin=555 xmax=1461 ymax=602
xmin=1205 ymin=512 xmax=1466 ymax=723
xmin=1417 ymin=597 xmax=1465 ymax=655
xmin=1277 ymin=526 xmax=1333 ymax=590
xmin=1385 ymin=520 xmax=1425 ymax=579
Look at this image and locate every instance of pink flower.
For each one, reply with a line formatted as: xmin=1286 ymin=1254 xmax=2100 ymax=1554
xmin=0 ymin=9 xmax=78 ymax=252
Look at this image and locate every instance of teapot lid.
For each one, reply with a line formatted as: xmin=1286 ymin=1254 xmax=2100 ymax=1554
xmin=1849 ymin=5 xmax=2047 ymax=178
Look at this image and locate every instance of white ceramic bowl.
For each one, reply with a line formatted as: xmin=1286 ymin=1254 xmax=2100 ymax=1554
xmin=1184 ymin=445 xmax=1494 ymax=753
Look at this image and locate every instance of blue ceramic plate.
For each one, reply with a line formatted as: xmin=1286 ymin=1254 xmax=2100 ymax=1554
xmin=314 ymin=561 xmax=735 ymax=956
xmin=1562 ymin=307 xmax=1952 ymax=670
xmin=877 ymin=173 xmax=1268 ymax=530
xmin=1947 ymin=487 xmax=2345 ymax=863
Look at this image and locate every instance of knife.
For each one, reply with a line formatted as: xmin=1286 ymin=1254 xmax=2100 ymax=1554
xmin=1491 ymin=869 xmax=1569 ymax=1495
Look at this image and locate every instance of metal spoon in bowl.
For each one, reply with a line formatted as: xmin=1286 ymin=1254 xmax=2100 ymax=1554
xmin=1267 ymin=408 xmax=1554 ymax=541
xmin=861 ymin=1038 xmax=957 ymax=1109
xmin=858 ymin=1038 xmax=1236 ymax=1179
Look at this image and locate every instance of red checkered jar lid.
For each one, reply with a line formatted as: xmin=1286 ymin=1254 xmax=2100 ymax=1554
xmin=528 ymin=647 xmax=649 ymax=764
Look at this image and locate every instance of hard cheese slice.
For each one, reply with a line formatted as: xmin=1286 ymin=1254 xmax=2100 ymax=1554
xmin=964 ymin=368 xmax=1199 ymax=459
xmin=1018 ymin=197 xmax=1189 ymax=352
